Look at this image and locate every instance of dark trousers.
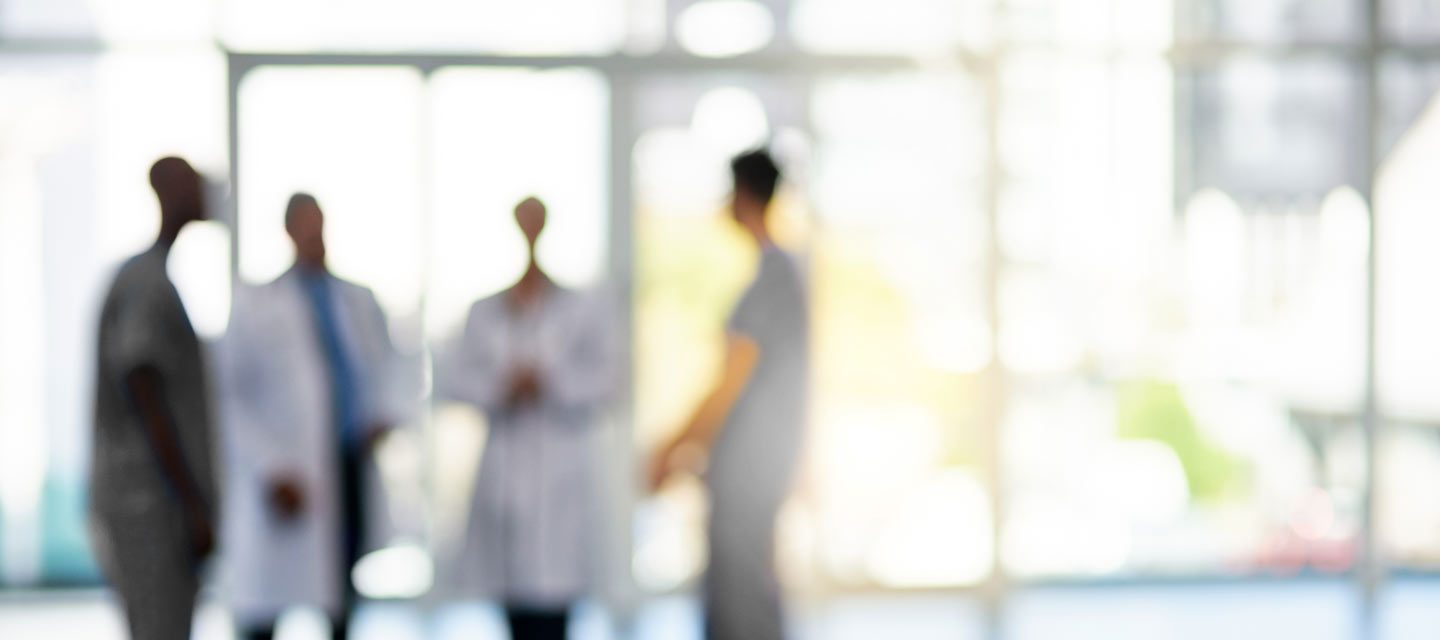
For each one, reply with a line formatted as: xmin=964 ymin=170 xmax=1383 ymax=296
xmin=506 ymin=607 xmax=570 ymax=640
xmin=243 ymin=448 xmax=365 ymax=640
xmin=339 ymin=446 xmax=365 ymax=617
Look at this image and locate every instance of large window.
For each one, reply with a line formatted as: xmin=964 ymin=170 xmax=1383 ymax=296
xmin=1377 ymin=56 xmax=1440 ymax=571
xmin=628 ymin=69 xmax=997 ymax=590
xmin=236 ymin=64 xmax=613 ymax=581
xmin=4 ymin=2 xmax=1440 ymax=637
xmin=221 ymin=0 xmax=627 ymax=54
xmin=806 ymin=72 xmax=991 ymax=588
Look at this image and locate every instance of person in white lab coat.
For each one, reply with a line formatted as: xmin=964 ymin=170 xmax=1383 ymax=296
xmin=437 ymin=197 xmax=616 ymax=640
xmin=220 ymin=193 xmax=407 ymax=640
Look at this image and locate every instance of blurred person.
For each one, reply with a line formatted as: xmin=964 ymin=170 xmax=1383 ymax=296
xmin=219 ymin=193 xmax=406 ymax=640
xmin=436 ymin=197 xmax=616 ymax=640
xmin=90 ymin=156 xmax=220 ymax=640
xmin=647 ymin=149 xmax=809 ymax=640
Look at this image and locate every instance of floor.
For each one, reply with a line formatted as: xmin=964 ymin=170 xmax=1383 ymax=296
xmin=1 ymin=580 xmax=1437 ymax=639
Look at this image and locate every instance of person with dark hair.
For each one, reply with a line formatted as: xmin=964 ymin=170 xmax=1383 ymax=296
xmin=284 ymin=192 xmax=320 ymax=227
xmin=436 ymin=197 xmax=617 ymax=640
xmin=648 ymin=149 xmax=810 ymax=640
xmin=90 ymin=156 xmax=219 ymax=640
xmin=220 ymin=193 xmax=408 ymax=640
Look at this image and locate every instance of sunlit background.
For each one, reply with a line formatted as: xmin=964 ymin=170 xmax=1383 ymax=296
xmin=8 ymin=0 xmax=1440 ymax=638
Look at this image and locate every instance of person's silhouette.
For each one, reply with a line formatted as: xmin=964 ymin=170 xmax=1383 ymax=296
xmin=90 ymin=156 xmax=219 ymax=640
xmin=222 ymin=193 xmax=403 ymax=640
xmin=436 ymin=197 xmax=617 ymax=640
xmin=648 ymin=149 xmax=810 ymax=640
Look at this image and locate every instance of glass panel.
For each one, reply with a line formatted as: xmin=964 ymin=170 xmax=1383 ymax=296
xmin=221 ymin=0 xmax=625 ymax=54
xmin=0 ymin=0 xmax=215 ymax=42
xmin=810 ymin=72 xmax=992 ymax=588
xmin=1378 ymin=59 xmax=1440 ymax=426
xmin=676 ymin=0 xmax=777 ymax=58
xmin=1177 ymin=0 xmax=1364 ymax=42
xmin=791 ymin=0 xmax=995 ymax=54
xmin=1004 ymin=0 xmax=1174 ymax=50
xmin=624 ymin=0 xmax=669 ymax=55
xmin=1379 ymin=422 xmax=1440 ymax=570
xmin=1379 ymin=57 xmax=1440 ymax=167
xmin=1182 ymin=57 xmax=1364 ymax=204
xmin=1377 ymin=62 xmax=1440 ymax=569
xmin=1383 ymin=0 xmax=1440 ymax=42
xmin=426 ymin=67 xmax=609 ymax=338
xmin=999 ymin=54 xmax=1172 ymax=275
xmin=0 ymin=0 xmax=96 ymax=38
xmin=237 ymin=66 xmax=425 ymax=322
xmin=999 ymin=54 xmax=1367 ymax=578
xmin=0 ymin=50 xmax=226 ymax=586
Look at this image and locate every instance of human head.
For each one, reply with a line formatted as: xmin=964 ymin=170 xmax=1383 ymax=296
xmin=284 ymin=192 xmax=327 ymax=270
xmin=514 ymin=196 xmax=548 ymax=253
xmin=728 ymin=149 xmax=781 ymax=234
xmin=149 ymin=156 xmax=207 ymax=230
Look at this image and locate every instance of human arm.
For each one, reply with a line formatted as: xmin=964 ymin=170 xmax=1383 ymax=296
xmin=646 ymin=333 xmax=759 ymax=492
xmin=125 ymin=365 xmax=215 ymax=556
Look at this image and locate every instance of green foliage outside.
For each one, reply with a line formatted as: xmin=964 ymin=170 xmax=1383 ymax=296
xmin=1115 ymin=379 xmax=1249 ymax=503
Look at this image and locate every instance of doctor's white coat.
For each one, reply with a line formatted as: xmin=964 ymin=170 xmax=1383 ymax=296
xmin=435 ymin=286 xmax=617 ymax=608
xmin=218 ymin=269 xmax=412 ymax=627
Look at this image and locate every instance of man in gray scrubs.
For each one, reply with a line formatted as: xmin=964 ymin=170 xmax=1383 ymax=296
xmin=91 ymin=156 xmax=219 ymax=640
xmin=649 ymin=149 xmax=809 ymax=640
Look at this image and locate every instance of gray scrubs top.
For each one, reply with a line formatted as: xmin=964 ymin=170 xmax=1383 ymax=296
xmin=703 ymin=244 xmax=809 ymax=640
xmin=91 ymin=245 xmax=217 ymax=520
xmin=709 ymin=244 xmax=810 ymax=509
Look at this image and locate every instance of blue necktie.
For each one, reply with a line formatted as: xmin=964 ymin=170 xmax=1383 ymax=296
xmin=301 ymin=272 xmax=361 ymax=450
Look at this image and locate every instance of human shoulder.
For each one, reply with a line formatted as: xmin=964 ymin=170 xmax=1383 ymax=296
xmin=548 ymin=282 xmax=587 ymax=307
xmin=111 ymin=246 xmax=168 ymax=288
xmin=472 ymin=289 xmax=510 ymax=314
xmin=227 ymin=275 xmax=292 ymax=331
xmin=326 ymin=273 xmax=377 ymax=301
xmin=557 ymin=284 xmax=616 ymax=318
xmin=761 ymin=246 xmax=802 ymax=279
xmin=237 ymin=270 xmax=300 ymax=305
xmin=103 ymin=247 xmax=171 ymax=310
